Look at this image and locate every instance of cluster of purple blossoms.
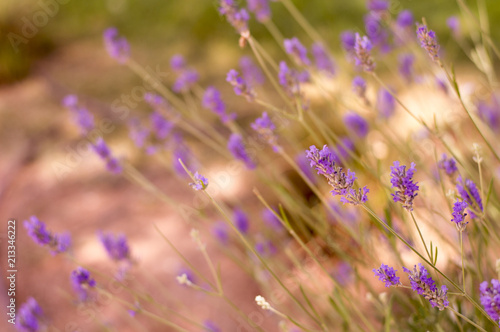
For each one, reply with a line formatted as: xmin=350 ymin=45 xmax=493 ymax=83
xmin=278 ymin=61 xmax=309 ymax=109
xmin=390 ymin=161 xmax=419 ymax=211
xmin=396 ymin=10 xmax=414 ymax=29
xmin=255 ymin=237 xmax=277 ymax=257
xmin=352 ymin=76 xmax=367 ymax=99
xmin=476 ymin=95 xmax=500 ymax=133
xmin=24 ymin=216 xmax=71 ymax=255
xmin=233 ymin=208 xmax=250 ymax=234
xmin=354 ymin=33 xmax=375 ymax=72
xmin=437 ymin=153 xmax=458 ymax=177
xmin=364 ymin=13 xmax=390 ymax=52
xmin=251 ymin=112 xmax=281 ymax=152
xmin=403 ymin=264 xmax=449 ymax=310
xmin=227 ymin=69 xmax=255 ymax=102
xmin=480 ymin=279 xmax=500 ymax=326
xmin=456 ymin=176 xmax=483 ymax=219
xmin=247 ymin=0 xmax=273 ymax=22
xmin=306 ymin=145 xmax=369 ymax=205
xmin=17 ymin=298 xmax=44 ymax=332
xmin=202 ymin=87 xmax=235 ymax=123
xmin=170 ymin=55 xmax=199 ymax=93
xmin=228 ymin=133 xmax=256 ymax=169
xmin=312 ymin=43 xmax=336 ymax=76
xmin=71 ymin=267 xmax=96 ymax=300
xmin=343 ymin=112 xmax=369 ymax=138
xmin=92 ymin=137 xmax=122 ymax=174
xmin=398 ymin=53 xmax=415 ymax=83
xmin=103 ymin=27 xmax=130 ymax=64
xmin=367 ymin=0 xmax=389 ymax=12
xmin=190 ymin=172 xmax=209 ymax=191
xmin=284 ymin=37 xmax=311 ymax=66
xmin=239 ymin=56 xmax=265 ymax=86
xmin=451 ymin=199 xmax=468 ymax=231
xmin=340 ymin=31 xmax=356 ymax=61
xmin=373 ymin=264 xmax=401 ymax=287
xmin=218 ymin=0 xmax=250 ymax=34
xmin=376 ymin=88 xmax=395 ymax=118
xmin=62 ymin=95 xmax=95 ymax=135
xmin=416 ymin=24 xmax=440 ymax=62
xmin=98 ymin=232 xmax=131 ymax=262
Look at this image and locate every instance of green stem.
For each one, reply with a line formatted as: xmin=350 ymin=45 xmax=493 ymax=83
xmin=410 ymin=212 xmax=432 ymax=262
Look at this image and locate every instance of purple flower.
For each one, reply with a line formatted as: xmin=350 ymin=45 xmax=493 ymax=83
xmin=390 ymin=161 xmax=419 ymax=211
xmin=364 ymin=13 xmax=390 ymax=52
xmin=71 ymin=267 xmax=96 ymax=300
xmin=247 ymin=0 xmax=271 ymax=22
xmin=233 ymin=208 xmax=249 ymax=234
xmin=227 ymin=69 xmax=255 ymax=102
xmin=296 ymin=153 xmax=317 ymax=184
xmin=306 ymin=145 xmax=369 ymax=205
xmin=456 ymin=176 xmax=483 ymax=218
xmin=62 ymin=95 xmax=95 ymax=135
xmin=24 ymin=216 xmax=71 ymax=255
xmin=150 ymin=112 xmax=172 ymax=140
xmin=170 ymin=54 xmax=186 ymax=71
xmin=397 ymin=10 xmax=414 ymax=28
xmin=352 ymin=76 xmax=367 ymax=98
xmin=278 ymin=61 xmax=309 ymax=109
xmin=367 ymin=0 xmax=389 ymax=12
xmin=451 ymin=199 xmax=468 ymax=231
xmin=437 ymin=153 xmax=457 ymax=177
xmin=376 ymin=88 xmax=395 ymax=118
xmin=373 ymin=264 xmax=401 ymax=287
xmin=228 ymin=133 xmax=256 ymax=169
xmin=98 ymin=232 xmax=131 ymax=261
xmin=479 ymin=279 xmax=500 ymax=325
xmin=173 ymin=69 xmax=199 ymax=93
xmin=144 ymin=93 xmax=170 ymax=111
xmin=251 ymin=112 xmax=280 ymax=152
xmin=103 ymin=27 xmax=130 ymax=64
xmin=219 ymin=0 xmax=250 ymax=34
xmin=403 ymin=264 xmax=449 ymax=310
xmin=255 ymin=238 xmax=276 ymax=257
xmin=436 ymin=77 xmax=448 ymax=94
xmin=262 ymin=208 xmax=283 ymax=231
xmin=17 ymin=298 xmax=44 ymax=332
xmin=189 ymin=172 xmax=208 ymax=191
xmin=212 ymin=221 xmax=229 ymax=245
xmin=284 ymin=37 xmax=311 ymax=66
xmin=447 ymin=16 xmax=460 ymax=37
xmin=476 ymin=96 xmax=500 ymax=132
xmin=239 ymin=56 xmax=265 ymax=86
xmin=354 ymin=33 xmax=375 ymax=72
xmin=398 ymin=53 xmax=415 ymax=83
xmin=340 ymin=30 xmax=356 ymax=52
xmin=128 ymin=118 xmax=149 ymax=148
xmin=91 ymin=138 xmax=122 ymax=174
xmin=344 ymin=112 xmax=369 ymax=138
xmin=202 ymin=87 xmax=235 ymax=123
xmin=417 ymin=24 xmax=440 ymax=62
xmin=203 ymin=320 xmax=221 ymax=332
xmin=312 ymin=43 xmax=336 ymax=76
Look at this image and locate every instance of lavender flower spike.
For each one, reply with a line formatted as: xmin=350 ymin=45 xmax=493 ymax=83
xmin=91 ymin=138 xmax=122 ymax=174
xmin=190 ymin=172 xmax=209 ymax=191
xmin=403 ymin=263 xmax=449 ymax=310
xmin=24 ymin=216 xmax=71 ymax=254
xmin=219 ymin=0 xmax=250 ymax=34
xmin=437 ymin=153 xmax=457 ymax=177
xmin=343 ymin=112 xmax=369 ymax=138
xmin=456 ymin=176 xmax=483 ymax=219
xmin=247 ymin=0 xmax=272 ymax=23
xmin=354 ymin=33 xmax=375 ymax=72
xmin=390 ymin=161 xmax=419 ymax=211
xmin=312 ymin=42 xmax=336 ymax=76
xmin=17 ymin=297 xmax=45 ymax=332
xmin=376 ymin=88 xmax=395 ymax=118
xmin=62 ymin=95 xmax=95 ymax=135
xmin=480 ymin=279 xmax=500 ymax=326
xmin=284 ymin=37 xmax=311 ymax=66
xmin=98 ymin=232 xmax=131 ymax=261
xmin=71 ymin=267 xmax=96 ymax=300
xmin=228 ymin=133 xmax=256 ymax=169
xmin=373 ymin=264 xmax=401 ymax=287
xmin=103 ymin=27 xmax=130 ymax=64
xmin=202 ymin=87 xmax=235 ymax=123
xmin=416 ymin=24 xmax=440 ymax=62
xmin=451 ymin=199 xmax=468 ymax=231
xmin=251 ymin=112 xmax=281 ymax=152
xmin=226 ymin=69 xmax=255 ymax=102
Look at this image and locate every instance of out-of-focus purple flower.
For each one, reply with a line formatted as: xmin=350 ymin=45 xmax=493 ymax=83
xmin=190 ymin=172 xmax=209 ymax=191
xmin=144 ymin=93 xmax=170 ymax=111
xmin=344 ymin=112 xmax=369 ymax=138
xmin=251 ymin=112 xmax=281 ymax=152
xmin=367 ymin=0 xmax=389 ymax=12
xmin=62 ymin=95 xmax=95 ymax=135
xmin=128 ymin=118 xmax=149 ymax=148
xmin=233 ymin=208 xmax=249 ymax=234
xmin=227 ymin=69 xmax=255 ymax=102
xmin=352 ymin=76 xmax=367 ymax=98
xmin=91 ymin=138 xmax=122 ymax=174
xmin=399 ymin=53 xmax=415 ymax=83
xmin=239 ymin=56 xmax=265 ymax=86
xmin=376 ymin=88 xmax=395 ymax=118
xmin=17 ymin=298 xmax=44 ymax=332
xmin=397 ymin=10 xmax=413 ymax=28
xmin=24 ymin=216 xmax=71 ymax=255
xmin=403 ymin=264 xmax=449 ymax=310
xmin=333 ymin=262 xmax=353 ymax=286
xmin=354 ymin=33 xmax=375 ymax=72
xmin=340 ymin=30 xmax=356 ymax=52
xmin=173 ymin=69 xmax=199 ymax=93
xmin=436 ymin=77 xmax=448 ymax=94
xmin=172 ymin=134 xmax=196 ymax=177
xmin=456 ymin=176 xmax=483 ymax=218
xmin=247 ymin=0 xmax=272 ymax=23
xmin=98 ymin=232 xmax=131 ymax=261
xmin=447 ymin=16 xmax=460 ymax=37
xmin=170 ymin=54 xmax=186 ymax=71
xmin=203 ymin=320 xmax=221 ymax=332
xmin=71 ymin=267 xmax=96 ymax=300
xmin=255 ymin=238 xmax=277 ymax=257
xmin=202 ymin=87 xmax=235 ymax=123
xmin=150 ymin=112 xmax=172 ymax=140
xmin=261 ymin=208 xmax=283 ymax=231
xmin=480 ymin=279 xmax=500 ymax=325
xmin=373 ymin=264 xmax=401 ymax=287
xmin=284 ymin=37 xmax=311 ymax=66
xmin=451 ymin=199 xmax=468 ymax=231
xmin=278 ymin=61 xmax=309 ymax=109
xmin=438 ymin=153 xmax=458 ymax=177
xmin=306 ymin=145 xmax=369 ymax=205
xmin=212 ymin=221 xmax=229 ymax=245
xmin=296 ymin=153 xmax=316 ymax=184
xmin=335 ymin=138 xmax=355 ymax=164
xmin=312 ymin=43 xmax=336 ymax=76
xmin=390 ymin=161 xmax=419 ymax=211
xmin=219 ymin=0 xmax=250 ymax=34
xmin=364 ymin=14 xmax=390 ymax=52
xmin=417 ymin=24 xmax=440 ymax=62
xmin=228 ymin=133 xmax=256 ymax=169
xmin=476 ymin=96 xmax=500 ymax=132
xmin=103 ymin=27 xmax=130 ymax=64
